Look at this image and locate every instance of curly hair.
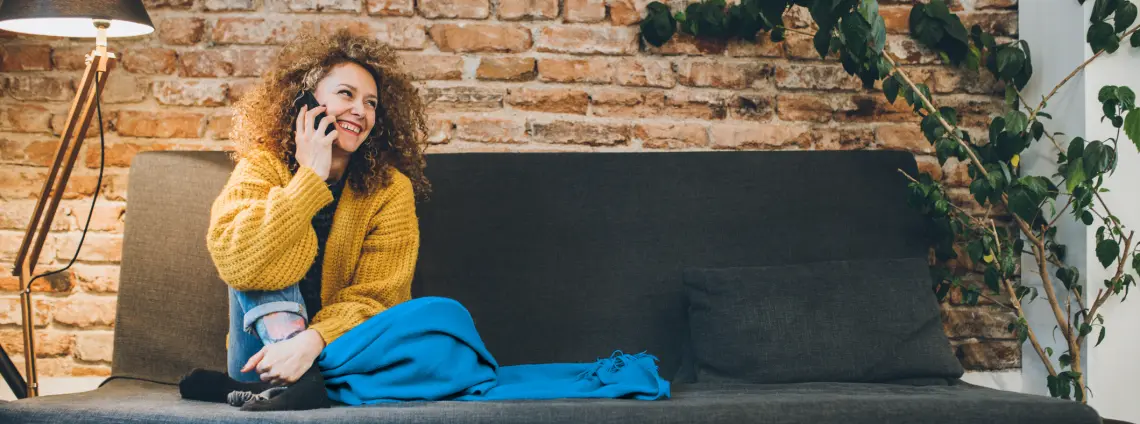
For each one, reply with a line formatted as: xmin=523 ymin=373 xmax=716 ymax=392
xmin=229 ymin=28 xmax=431 ymax=201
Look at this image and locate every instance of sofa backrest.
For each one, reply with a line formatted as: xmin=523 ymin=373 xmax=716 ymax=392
xmin=111 ymin=150 xmax=932 ymax=384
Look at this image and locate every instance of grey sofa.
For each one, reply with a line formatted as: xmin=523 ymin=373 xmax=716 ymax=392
xmin=0 ymin=150 xmax=1101 ymax=423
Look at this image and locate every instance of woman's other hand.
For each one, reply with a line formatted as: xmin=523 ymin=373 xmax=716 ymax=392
xmin=293 ymin=104 xmax=337 ymax=181
xmin=241 ymin=329 xmax=326 ymax=386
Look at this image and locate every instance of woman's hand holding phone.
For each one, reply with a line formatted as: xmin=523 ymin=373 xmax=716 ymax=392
xmin=294 ymin=104 xmax=337 ymax=181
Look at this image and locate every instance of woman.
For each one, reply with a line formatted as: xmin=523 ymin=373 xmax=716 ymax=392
xmin=179 ymin=29 xmax=431 ymax=411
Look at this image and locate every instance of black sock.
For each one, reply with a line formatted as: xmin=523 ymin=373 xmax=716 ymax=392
xmin=178 ymin=368 xmax=272 ymax=403
xmin=239 ymin=360 xmax=331 ymax=411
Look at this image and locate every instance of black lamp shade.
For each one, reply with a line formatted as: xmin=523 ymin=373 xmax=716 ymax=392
xmin=0 ymin=0 xmax=153 ymax=38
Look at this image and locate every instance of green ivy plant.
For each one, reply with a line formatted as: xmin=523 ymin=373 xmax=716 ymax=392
xmin=640 ymin=0 xmax=1140 ymax=403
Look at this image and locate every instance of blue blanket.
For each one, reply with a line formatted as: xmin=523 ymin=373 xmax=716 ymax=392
xmin=316 ymin=297 xmax=671 ymax=405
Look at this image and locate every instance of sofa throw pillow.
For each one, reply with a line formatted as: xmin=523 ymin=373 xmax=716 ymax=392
xmin=683 ymin=257 xmax=964 ymax=384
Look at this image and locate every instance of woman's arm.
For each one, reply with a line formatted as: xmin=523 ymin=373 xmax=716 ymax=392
xmin=207 ymin=150 xmax=334 ymax=291
xmin=308 ymin=173 xmax=419 ymax=345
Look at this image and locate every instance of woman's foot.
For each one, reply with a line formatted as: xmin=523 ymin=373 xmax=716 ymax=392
xmin=178 ymin=368 xmax=272 ymax=403
xmin=239 ymin=361 xmax=331 ymax=411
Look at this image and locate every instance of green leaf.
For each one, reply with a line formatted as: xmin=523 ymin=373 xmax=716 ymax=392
xmin=1047 ymin=375 xmax=1060 ymax=397
xmin=871 ymin=16 xmax=887 ymax=53
xmin=640 ymin=2 xmax=677 ymax=47
xmin=1116 ymin=2 xmax=1138 ymax=33
xmin=985 ymin=267 xmax=1001 ymax=292
xmin=1046 ymin=347 xmax=1054 ymax=357
xmin=1057 ymin=266 xmax=1080 ymax=290
xmin=1132 ymin=30 xmax=1140 ymax=47
xmin=814 ymin=23 xmax=834 ymax=59
xmin=860 ymin=0 xmax=880 ymax=24
xmin=1005 ymin=85 xmax=1019 ymax=109
xmin=1092 ymin=0 xmax=1116 ymax=23
xmin=1067 ymin=160 xmax=1087 ymax=193
xmin=996 ymin=46 xmax=1024 ymax=80
xmin=1037 ymin=111 xmax=1053 ymax=119
xmin=1082 ymin=210 xmax=1095 ymax=225
xmin=1007 ymin=185 xmax=1041 ymax=221
xmin=1088 ymin=21 xmax=1120 ymax=53
xmin=1098 ymin=85 xmax=1117 ymax=103
xmin=883 ymin=76 xmax=900 ymax=103
xmin=1097 ymin=238 xmax=1120 ymax=268
xmin=1097 ymin=326 xmax=1106 ymax=346
xmin=1004 ymin=110 xmax=1029 ymax=133
xmin=1123 ymin=108 xmax=1140 ymax=152
xmin=1031 ymin=121 xmax=1044 ymax=140
xmin=926 ymin=0 xmax=951 ymax=20
xmin=1118 ymin=86 xmax=1136 ymax=109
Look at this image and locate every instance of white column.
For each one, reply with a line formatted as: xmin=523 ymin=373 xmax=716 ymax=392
xmin=1020 ymin=0 xmax=1140 ymax=421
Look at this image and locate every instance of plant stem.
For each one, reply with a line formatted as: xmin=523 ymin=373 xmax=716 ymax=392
xmin=1033 ymin=24 xmax=1140 ymax=119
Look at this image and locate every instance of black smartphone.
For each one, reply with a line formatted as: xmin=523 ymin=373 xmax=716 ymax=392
xmin=292 ymin=90 xmax=337 ymax=136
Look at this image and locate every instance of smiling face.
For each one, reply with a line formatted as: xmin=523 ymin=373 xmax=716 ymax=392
xmin=311 ymin=61 xmax=379 ymax=154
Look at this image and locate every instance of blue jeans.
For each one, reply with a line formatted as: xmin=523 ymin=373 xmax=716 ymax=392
xmin=227 ymin=284 xmax=309 ymax=382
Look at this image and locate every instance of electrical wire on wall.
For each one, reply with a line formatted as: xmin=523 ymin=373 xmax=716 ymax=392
xmin=23 ymin=70 xmax=107 ymax=293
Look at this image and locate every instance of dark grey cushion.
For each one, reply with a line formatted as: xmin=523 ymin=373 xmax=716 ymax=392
xmin=684 ymin=257 xmax=964 ymax=384
xmin=0 ymin=378 xmax=1099 ymax=424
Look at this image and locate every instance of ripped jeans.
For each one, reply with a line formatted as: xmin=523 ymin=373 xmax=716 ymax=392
xmin=227 ymin=284 xmax=309 ymax=382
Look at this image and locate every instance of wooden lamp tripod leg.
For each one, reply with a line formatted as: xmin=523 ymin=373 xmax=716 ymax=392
xmin=4 ymin=43 xmax=114 ymax=399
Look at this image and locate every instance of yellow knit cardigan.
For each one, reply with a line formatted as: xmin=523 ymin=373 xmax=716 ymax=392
xmin=206 ymin=149 xmax=419 ymax=345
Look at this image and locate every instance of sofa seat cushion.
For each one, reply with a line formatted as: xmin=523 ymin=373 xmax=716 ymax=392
xmin=0 ymin=378 xmax=1098 ymax=424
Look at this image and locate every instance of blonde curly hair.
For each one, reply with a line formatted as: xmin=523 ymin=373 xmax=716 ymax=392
xmin=229 ymin=28 xmax=431 ymax=201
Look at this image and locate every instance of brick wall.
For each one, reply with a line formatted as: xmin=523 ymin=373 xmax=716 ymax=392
xmin=0 ymin=0 xmax=1019 ymax=378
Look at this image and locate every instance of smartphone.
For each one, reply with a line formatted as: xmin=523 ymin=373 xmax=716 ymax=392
xmin=292 ymin=90 xmax=337 ymax=136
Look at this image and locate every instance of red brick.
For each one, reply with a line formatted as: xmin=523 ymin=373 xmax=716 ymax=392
xmin=0 ymin=139 xmax=55 ymax=167
xmin=430 ymin=24 xmax=532 ymax=53
xmin=916 ymin=155 xmax=945 ymax=181
xmin=589 ymin=89 xmax=660 ymax=118
xmin=3 ymin=75 xmax=75 ymax=102
xmin=942 ymin=304 xmax=1016 ymax=339
xmin=933 ymin=67 xmax=1002 ymax=95
xmin=116 ymin=110 xmax=205 ymax=138
xmin=635 ymin=123 xmax=709 ymax=149
xmin=319 ymin=20 xmax=427 ymax=50
xmin=506 ymin=87 xmax=589 ymax=114
xmin=153 ymin=80 xmax=229 ymax=107
xmin=50 ymin=47 xmax=93 ymax=71
xmin=84 ymin=143 xmax=142 ymax=168
xmin=158 ymin=17 xmax=205 ymax=45
xmin=957 ymin=339 xmax=1020 ymax=370
xmin=100 ymin=74 xmax=149 ymax=104
xmin=419 ymin=0 xmax=490 ymax=18
xmin=677 ymin=61 xmax=772 ymax=89
xmin=367 ymin=0 xmax=414 ymax=15
xmin=784 ymin=33 xmax=835 ymax=60
xmin=178 ymin=50 xmax=235 ymax=78
xmin=476 ymin=57 xmax=536 ymax=81
xmin=565 ymin=0 xmax=606 ymax=22
xmin=0 ymin=104 xmax=52 ymax=133
xmin=0 ymin=298 xmax=52 ymax=327
xmin=961 ymin=12 xmax=1018 ymax=37
xmin=726 ymin=37 xmax=784 ymax=58
xmin=75 ymin=332 xmax=114 ymax=362
xmin=50 ymin=110 xmax=116 ymax=138
xmin=975 ymin=0 xmax=1017 ymax=9
xmin=0 ymin=330 xmax=74 ymax=357
xmin=0 ymin=45 xmax=52 ymax=71
xmin=876 ymin=124 xmax=932 ymax=154
xmin=231 ymin=49 xmax=279 ymax=77
xmin=881 ymin=6 xmax=910 ymax=34
xmin=71 ymin=364 xmax=113 ymax=377
xmin=121 ymin=48 xmax=177 ymax=75
xmin=529 ymin=119 xmax=630 ymax=146
xmin=536 ymin=26 xmax=638 ymax=55
xmin=537 ymin=58 xmax=613 ymax=84
xmin=814 ymin=127 xmax=874 ymax=150
xmin=646 ymin=32 xmax=727 ymax=56
xmin=0 ymin=267 xmax=72 ymax=293
xmin=777 ymin=94 xmax=835 ymax=123
xmin=212 ymin=18 xmax=316 ymax=45
xmin=208 ymin=113 xmax=234 ymax=140
xmin=609 ymin=0 xmax=652 ymax=25
xmin=426 ymin=117 xmax=454 ymax=145
xmin=499 ymin=0 xmax=559 ymax=20
xmin=886 ymin=36 xmax=940 ymax=65
xmin=71 ymin=264 xmax=119 ymax=293
xmin=663 ymin=91 xmax=727 ymax=120
xmin=55 ymin=233 xmax=122 ymax=263
xmin=941 ymin=158 xmax=972 ymax=187
xmin=774 ymin=64 xmax=862 ymax=91
xmin=203 ymin=0 xmax=257 ymax=10
xmin=939 ymin=96 xmax=1003 ymax=128
xmin=226 ymin=80 xmax=257 ymax=104
xmin=56 ymin=201 xmax=126 ymax=233
xmin=730 ymin=94 xmax=775 ymax=121
xmin=454 ymin=116 xmax=527 ymax=144
xmin=710 ymin=123 xmax=812 ymax=150
xmin=52 ymin=297 xmax=117 ymax=327
xmin=837 ymin=95 xmax=917 ymax=123
xmin=0 ymin=168 xmax=97 ymax=200
xmin=280 ymin=0 xmax=360 ymax=12
xmin=614 ymin=58 xmax=675 ymax=88
xmin=422 ymin=86 xmax=504 ymax=113
xmin=398 ymin=54 xmax=464 ymax=81
xmin=143 ymin=0 xmax=194 ymax=8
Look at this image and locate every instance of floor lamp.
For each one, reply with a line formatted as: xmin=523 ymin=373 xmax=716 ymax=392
xmin=0 ymin=0 xmax=152 ymax=399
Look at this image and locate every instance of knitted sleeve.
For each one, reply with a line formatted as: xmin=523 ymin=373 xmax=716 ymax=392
xmin=308 ymin=172 xmax=420 ymax=344
xmin=206 ymin=150 xmax=333 ymax=292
